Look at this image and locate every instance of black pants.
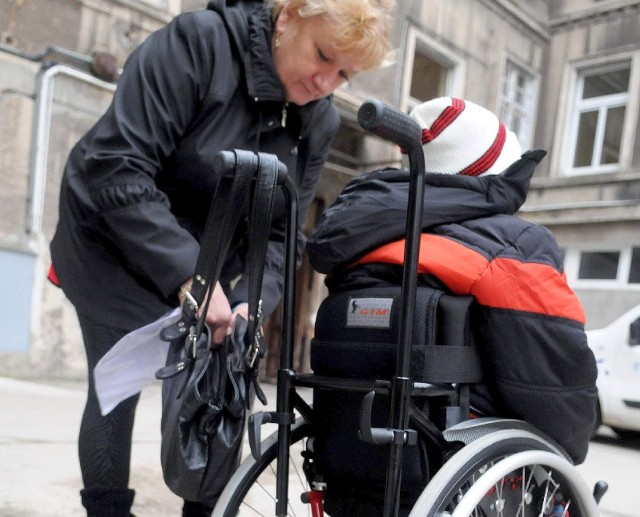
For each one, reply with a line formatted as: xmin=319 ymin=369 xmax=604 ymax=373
xmin=76 ymin=312 xmax=214 ymax=517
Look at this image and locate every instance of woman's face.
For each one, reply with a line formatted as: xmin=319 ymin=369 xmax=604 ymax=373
xmin=273 ymin=8 xmax=366 ymax=106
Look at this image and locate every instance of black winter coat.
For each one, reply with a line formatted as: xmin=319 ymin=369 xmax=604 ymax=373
xmin=307 ymin=151 xmax=598 ymax=464
xmin=50 ymin=0 xmax=339 ymax=330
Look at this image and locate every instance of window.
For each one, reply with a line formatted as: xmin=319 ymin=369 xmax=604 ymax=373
xmin=400 ymin=27 xmax=464 ymax=113
xmin=629 ymin=248 xmax=640 ymax=284
xmin=329 ymin=124 xmax=365 ymax=169
xmin=568 ymin=61 xmax=630 ymax=174
xmin=409 ymin=51 xmax=447 ymax=108
xmin=578 ymin=251 xmax=620 ymax=280
xmin=328 ymin=121 xmax=398 ymax=173
xmin=500 ymin=60 xmax=537 ymax=149
xmin=567 ymin=246 xmax=640 ymax=287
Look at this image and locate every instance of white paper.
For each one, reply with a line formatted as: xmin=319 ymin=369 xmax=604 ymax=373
xmin=94 ymin=308 xmax=181 ymax=415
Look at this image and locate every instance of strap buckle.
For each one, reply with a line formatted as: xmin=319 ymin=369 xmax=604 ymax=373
xmin=188 ymin=326 xmax=198 ymax=359
xmin=184 ymin=291 xmax=198 ymax=312
xmin=248 ymin=300 xmax=264 ymax=368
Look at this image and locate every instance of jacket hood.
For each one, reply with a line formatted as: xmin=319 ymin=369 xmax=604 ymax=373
xmin=307 ymin=150 xmax=547 ymax=274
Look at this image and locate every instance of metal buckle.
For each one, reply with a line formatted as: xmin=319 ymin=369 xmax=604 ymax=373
xmin=184 ymin=291 xmax=198 ymax=312
xmin=248 ymin=300 xmax=264 ymax=368
xmin=189 ymin=326 xmax=198 ymax=358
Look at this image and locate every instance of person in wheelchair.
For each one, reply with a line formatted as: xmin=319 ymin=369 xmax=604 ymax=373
xmin=306 ymin=97 xmax=598 ymax=513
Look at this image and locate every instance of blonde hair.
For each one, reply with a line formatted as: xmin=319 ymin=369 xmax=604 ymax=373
xmin=271 ymin=0 xmax=394 ymax=71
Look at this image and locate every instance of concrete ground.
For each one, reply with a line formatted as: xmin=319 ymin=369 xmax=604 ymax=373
xmin=0 ymin=376 xmax=635 ymax=516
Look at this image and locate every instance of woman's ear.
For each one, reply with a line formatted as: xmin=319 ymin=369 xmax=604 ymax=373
xmin=275 ymin=4 xmax=298 ymax=33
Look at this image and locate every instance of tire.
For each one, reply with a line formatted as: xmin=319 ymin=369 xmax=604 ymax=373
xmin=610 ymin=427 xmax=640 ymax=440
xmin=212 ymin=420 xmax=314 ymax=517
xmin=408 ymin=429 xmax=600 ymax=517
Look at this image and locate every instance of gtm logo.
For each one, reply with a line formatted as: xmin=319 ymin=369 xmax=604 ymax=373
xmin=358 ymin=307 xmax=390 ymax=317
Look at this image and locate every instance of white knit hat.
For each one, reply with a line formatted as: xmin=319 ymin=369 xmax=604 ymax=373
xmin=408 ymin=97 xmax=522 ymax=176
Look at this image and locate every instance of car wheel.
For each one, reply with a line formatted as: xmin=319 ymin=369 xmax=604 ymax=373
xmin=610 ymin=427 xmax=640 ymax=440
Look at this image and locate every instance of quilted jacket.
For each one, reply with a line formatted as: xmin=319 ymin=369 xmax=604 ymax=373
xmin=307 ymin=151 xmax=598 ymax=463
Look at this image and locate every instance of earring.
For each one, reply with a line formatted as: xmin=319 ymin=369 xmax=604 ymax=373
xmin=275 ymin=34 xmax=281 ymax=48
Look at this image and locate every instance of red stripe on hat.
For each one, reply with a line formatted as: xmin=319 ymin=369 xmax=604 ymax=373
xmin=459 ymin=122 xmax=507 ymax=176
xmin=421 ymin=98 xmax=465 ymax=144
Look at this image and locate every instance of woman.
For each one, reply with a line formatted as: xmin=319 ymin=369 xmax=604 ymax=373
xmin=49 ymin=0 xmax=393 ymax=515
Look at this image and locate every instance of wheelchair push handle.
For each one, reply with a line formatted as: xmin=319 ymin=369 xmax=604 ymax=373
xmin=357 ymin=99 xmax=423 ymax=157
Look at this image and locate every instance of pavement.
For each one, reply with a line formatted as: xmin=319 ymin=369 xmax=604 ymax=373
xmin=0 ymin=376 xmax=291 ymax=517
xmin=0 ymin=376 xmax=635 ymax=516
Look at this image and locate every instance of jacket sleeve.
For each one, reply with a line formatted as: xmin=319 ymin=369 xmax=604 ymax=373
xmin=78 ymin=12 xmax=229 ymax=299
xmin=306 ymin=150 xmax=544 ymax=274
xmin=227 ymin=102 xmax=340 ymax=317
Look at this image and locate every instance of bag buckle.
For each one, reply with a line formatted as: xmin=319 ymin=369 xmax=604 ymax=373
xmin=183 ymin=291 xmax=198 ymax=312
xmin=247 ymin=300 xmax=264 ymax=368
xmin=189 ymin=326 xmax=198 ymax=359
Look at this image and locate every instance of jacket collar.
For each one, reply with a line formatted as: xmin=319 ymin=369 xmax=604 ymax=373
xmin=208 ymin=0 xmax=331 ymax=138
xmin=208 ymin=0 xmax=284 ymax=102
xmin=245 ymin=4 xmax=285 ymax=102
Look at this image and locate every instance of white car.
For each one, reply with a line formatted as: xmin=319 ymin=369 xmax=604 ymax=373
xmin=587 ymin=304 xmax=640 ymax=439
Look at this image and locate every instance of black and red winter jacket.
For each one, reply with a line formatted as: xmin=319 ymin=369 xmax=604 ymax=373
xmin=306 ymin=151 xmax=598 ymax=464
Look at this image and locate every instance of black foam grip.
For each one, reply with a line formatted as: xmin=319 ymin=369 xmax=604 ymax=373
xmin=357 ymin=99 xmax=422 ymax=152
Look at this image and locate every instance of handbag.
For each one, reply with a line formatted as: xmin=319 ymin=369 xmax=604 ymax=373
xmin=155 ymin=150 xmax=281 ymax=505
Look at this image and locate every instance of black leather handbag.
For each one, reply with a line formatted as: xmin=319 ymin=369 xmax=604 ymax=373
xmin=155 ymin=150 xmax=281 ymax=506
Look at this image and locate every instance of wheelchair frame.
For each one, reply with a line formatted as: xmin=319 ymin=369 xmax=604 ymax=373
xmin=212 ymin=101 xmax=605 ymax=517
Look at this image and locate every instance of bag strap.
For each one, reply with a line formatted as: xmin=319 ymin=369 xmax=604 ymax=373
xmin=158 ymin=150 xmax=282 ymax=405
xmin=188 ymin=155 xmax=255 ymax=331
xmin=192 ymin=150 xmax=258 ymax=333
xmin=159 ymin=150 xmax=255 ymax=359
xmin=242 ymin=152 xmax=280 ymax=405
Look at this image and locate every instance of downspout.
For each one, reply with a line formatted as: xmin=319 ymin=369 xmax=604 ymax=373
xmin=27 ymin=64 xmax=116 ymax=235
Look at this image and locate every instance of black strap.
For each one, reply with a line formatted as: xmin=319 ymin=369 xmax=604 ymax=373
xmin=158 ymin=150 xmax=283 ymax=404
xmin=420 ymin=346 xmax=483 ymax=383
xmin=158 ymin=151 xmax=254 ymax=361
xmin=245 ymin=152 xmax=280 ymax=365
xmin=242 ymin=152 xmax=280 ymax=405
xmin=187 ymin=154 xmax=255 ymax=330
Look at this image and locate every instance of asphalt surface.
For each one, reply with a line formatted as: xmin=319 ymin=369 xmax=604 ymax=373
xmin=0 ymin=376 xmax=635 ymax=516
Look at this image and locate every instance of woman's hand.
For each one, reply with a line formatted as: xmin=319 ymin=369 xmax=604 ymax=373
xmin=178 ymin=279 xmax=252 ymax=346
xmin=203 ymin=281 xmax=233 ymax=345
xmin=231 ymin=302 xmax=249 ymax=324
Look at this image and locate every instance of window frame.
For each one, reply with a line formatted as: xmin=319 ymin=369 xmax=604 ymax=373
xmin=398 ymin=25 xmax=465 ymax=113
xmin=561 ymin=52 xmax=640 ymax=177
xmin=499 ymin=58 xmax=539 ymax=150
xmin=564 ymin=246 xmax=640 ymax=289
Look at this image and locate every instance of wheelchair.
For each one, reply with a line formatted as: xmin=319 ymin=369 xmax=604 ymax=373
xmin=212 ymin=101 xmax=607 ymax=517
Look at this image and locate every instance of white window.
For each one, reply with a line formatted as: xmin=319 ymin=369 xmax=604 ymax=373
xmin=568 ymin=61 xmax=630 ymax=175
xmin=565 ymin=246 xmax=640 ymax=288
xmin=500 ymin=60 xmax=537 ymax=149
xmin=399 ymin=26 xmax=464 ymax=113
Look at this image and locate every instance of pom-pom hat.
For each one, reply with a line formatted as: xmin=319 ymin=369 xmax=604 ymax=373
xmin=408 ymin=97 xmax=522 ymax=176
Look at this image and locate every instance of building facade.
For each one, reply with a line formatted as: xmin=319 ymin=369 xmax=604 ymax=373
xmin=0 ymin=0 xmax=638 ymax=378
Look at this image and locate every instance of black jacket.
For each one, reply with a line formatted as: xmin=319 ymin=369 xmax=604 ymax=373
xmin=307 ymin=151 xmax=539 ymax=274
xmin=50 ymin=0 xmax=339 ymax=329
xmin=307 ymin=151 xmax=598 ymax=463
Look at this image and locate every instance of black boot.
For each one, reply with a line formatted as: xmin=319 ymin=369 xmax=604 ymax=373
xmin=182 ymin=500 xmax=215 ymax=517
xmin=80 ymin=487 xmax=136 ymax=517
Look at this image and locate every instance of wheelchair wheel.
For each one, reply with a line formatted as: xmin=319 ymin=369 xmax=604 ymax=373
xmin=408 ymin=428 xmax=600 ymax=517
xmin=212 ymin=419 xmax=314 ymax=517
